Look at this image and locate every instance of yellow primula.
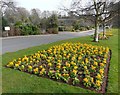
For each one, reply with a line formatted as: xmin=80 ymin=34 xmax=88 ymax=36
xmin=83 ymin=78 xmax=88 ymax=83
xmin=15 ymin=64 xmax=19 ymax=67
xmin=96 ymin=80 xmax=101 ymax=87
xmin=94 ymin=61 xmax=98 ymax=66
xmin=57 ymin=65 xmax=61 ymax=69
xmin=33 ymin=68 xmax=38 ymax=72
xmin=48 ymin=63 xmax=52 ymax=67
xmin=39 ymin=65 xmax=43 ymax=69
xmin=72 ymin=69 xmax=77 ymax=74
xmin=100 ymin=63 xmax=104 ymax=67
xmin=96 ymin=73 xmax=101 ymax=80
xmin=74 ymin=66 xmax=78 ymax=69
xmin=91 ymin=65 xmax=96 ymax=70
xmin=85 ymin=58 xmax=89 ymax=63
xmin=65 ymin=62 xmax=70 ymax=67
xmin=84 ymin=66 xmax=87 ymax=69
xmin=99 ymin=69 xmax=104 ymax=74
xmin=7 ymin=62 xmax=14 ymax=67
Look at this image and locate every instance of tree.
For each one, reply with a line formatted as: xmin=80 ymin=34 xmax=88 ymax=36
xmin=46 ymin=14 xmax=58 ymax=34
xmin=0 ymin=0 xmax=17 ymax=16
xmin=98 ymin=1 xmax=119 ymax=38
xmin=61 ymin=0 xmax=118 ymax=42
xmin=29 ymin=8 xmax=41 ymax=26
xmin=16 ymin=7 xmax=30 ymax=23
xmin=47 ymin=14 xmax=58 ymax=29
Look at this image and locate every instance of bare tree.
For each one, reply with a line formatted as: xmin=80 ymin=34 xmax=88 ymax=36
xmin=61 ymin=0 xmax=118 ymax=42
xmin=29 ymin=8 xmax=41 ymax=26
xmin=16 ymin=7 xmax=30 ymax=23
xmin=0 ymin=0 xmax=17 ymax=16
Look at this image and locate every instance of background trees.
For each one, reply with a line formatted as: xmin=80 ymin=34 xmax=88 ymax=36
xmin=1 ymin=0 xmax=119 ymax=37
xmin=61 ymin=0 xmax=119 ymax=42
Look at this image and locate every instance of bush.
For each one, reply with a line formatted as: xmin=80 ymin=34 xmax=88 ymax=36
xmin=65 ymin=26 xmax=73 ymax=31
xmin=19 ymin=24 xmax=40 ymax=35
xmin=8 ymin=27 xmax=21 ymax=36
xmin=58 ymin=26 xmax=65 ymax=31
xmin=46 ymin=28 xmax=58 ymax=34
xmin=79 ymin=27 xmax=86 ymax=31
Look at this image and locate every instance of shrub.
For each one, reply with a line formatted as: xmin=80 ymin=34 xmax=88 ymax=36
xmin=19 ymin=24 xmax=40 ymax=35
xmin=46 ymin=28 xmax=58 ymax=34
xmin=58 ymin=26 xmax=65 ymax=31
xmin=8 ymin=26 xmax=21 ymax=36
xmin=65 ymin=26 xmax=73 ymax=31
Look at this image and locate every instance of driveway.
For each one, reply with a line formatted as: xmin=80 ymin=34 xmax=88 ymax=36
xmin=1 ymin=30 xmax=100 ymax=54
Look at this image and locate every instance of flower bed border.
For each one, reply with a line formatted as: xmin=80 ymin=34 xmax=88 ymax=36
xmin=5 ymin=48 xmax=112 ymax=93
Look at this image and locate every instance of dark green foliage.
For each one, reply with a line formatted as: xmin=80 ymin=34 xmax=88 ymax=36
xmin=14 ymin=22 xmax=40 ymax=35
xmin=2 ymin=17 xmax=9 ymax=31
xmin=58 ymin=26 xmax=65 ymax=31
xmin=46 ymin=14 xmax=58 ymax=34
xmin=73 ymin=21 xmax=80 ymax=30
xmin=47 ymin=14 xmax=58 ymax=29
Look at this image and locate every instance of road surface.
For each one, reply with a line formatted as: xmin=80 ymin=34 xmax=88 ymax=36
xmin=1 ymin=30 xmax=100 ymax=54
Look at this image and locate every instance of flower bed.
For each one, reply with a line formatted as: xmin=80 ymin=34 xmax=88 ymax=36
xmin=6 ymin=43 xmax=111 ymax=93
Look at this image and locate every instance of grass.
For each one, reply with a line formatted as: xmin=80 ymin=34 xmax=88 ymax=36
xmin=2 ymin=28 xmax=118 ymax=93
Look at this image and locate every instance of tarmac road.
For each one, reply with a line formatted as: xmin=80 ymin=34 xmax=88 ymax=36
xmin=1 ymin=30 xmax=100 ymax=54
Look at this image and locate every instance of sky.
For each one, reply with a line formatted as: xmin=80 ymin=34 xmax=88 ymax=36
xmin=16 ymin=0 xmax=73 ymax=12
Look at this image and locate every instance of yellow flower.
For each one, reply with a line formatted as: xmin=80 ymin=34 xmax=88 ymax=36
xmin=30 ymin=61 xmax=33 ymax=63
xmin=41 ymin=68 xmax=45 ymax=72
xmin=100 ymin=63 xmax=104 ymax=67
xmin=28 ymin=65 xmax=32 ymax=69
xmin=15 ymin=64 xmax=19 ymax=67
xmin=47 ymin=59 xmax=50 ymax=63
xmin=58 ymin=60 xmax=61 ymax=63
xmin=74 ymin=66 xmax=78 ymax=69
xmin=78 ymin=56 xmax=82 ymax=60
xmin=58 ymin=73 xmax=61 ymax=77
xmin=94 ymin=61 xmax=98 ymax=66
xmin=36 ymin=60 xmax=39 ymax=63
xmin=73 ymin=69 xmax=77 ymax=74
xmin=63 ymin=66 xmax=66 ymax=69
xmin=96 ymin=74 xmax=101 ymax=79
xmin=91 ymin=77 xmax=94 ymax=83
xmin=103 ymin=59 xmax=107 ymax=64
xmin=33 ymin=68 xmax=38 ymax=72
xmin=18 ymin=58 xmax=21 ymax=60
xmin=83 ymin=78 xmax=88 ymax=82
xmin=84 ymin=66 xmax=87 ymax=69
xmin=81 ymin=61 xmax=84 ymax=64
xmin=57 ymin=65 xmax=61 ymax=69
xmin=63 ymin=73 xmax=69 ymax=77
xmin=65 ymin=62 xmax=70 ymax=67
xmin=40 ymin=71 xmax=43 ymax=75
xmin=104 ymin=54 xmax=107 ymax=58
xmin=71 ymin=57 xmax=75 ymax=61
xmin=48 ymin=63 xmax=52 ymax=67
xmin=71 ymin=61 xmax=76 ymax=65
xmin=99 ymin=69 xmax=104 ymax=74
xmin=39 ymin=65 xmax=43 ymax=69
xmin=7 ymin=62 xmax=14 ymax=67
xmin=63 ymin=53 xmax=66 ymax=56
xmin=85 ymin=58 xmax=89 ymax=63
xmin=91 ymin=65 xmax=96 ymax=70
xmin=96 ymin=80 xmax=101 ymax=87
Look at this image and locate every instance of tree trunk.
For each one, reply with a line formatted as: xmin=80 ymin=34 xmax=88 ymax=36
xmin=94 ymin=17 xmax=99 ymax=42
xmin=103 ymin=24 xmax=106 ymax=37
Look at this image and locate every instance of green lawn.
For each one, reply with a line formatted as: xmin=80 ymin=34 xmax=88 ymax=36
xmin=2 ymin=28 xmax=118 ymax=93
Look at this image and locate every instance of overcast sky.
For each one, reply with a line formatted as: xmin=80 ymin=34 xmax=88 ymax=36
xmin=16 ymin=0 xmax=72 ymax=12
